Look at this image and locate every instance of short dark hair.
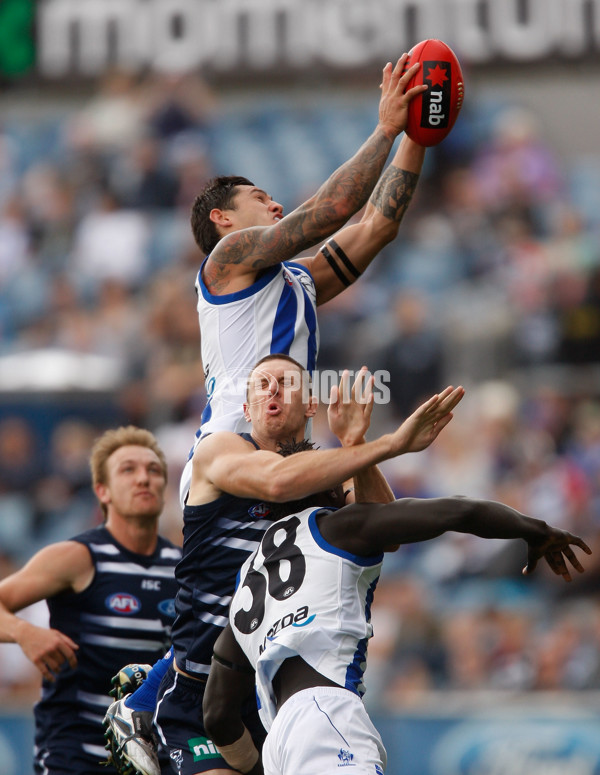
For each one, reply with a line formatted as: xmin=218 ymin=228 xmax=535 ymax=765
xmin=246 ymin=353 xmax=311 ymax=401
xmin=190 ymin=175 xmax=254 ymax=254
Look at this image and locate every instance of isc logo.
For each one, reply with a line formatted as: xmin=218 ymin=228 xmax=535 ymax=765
xmin=106 ymin=593 xmax=141 ymax=615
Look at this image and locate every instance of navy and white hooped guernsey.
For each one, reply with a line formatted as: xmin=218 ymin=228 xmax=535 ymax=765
xmin=179 ymin=259 xmax=318 ymax=505
xmin=33 ymin=525 xmax=180 ymax=774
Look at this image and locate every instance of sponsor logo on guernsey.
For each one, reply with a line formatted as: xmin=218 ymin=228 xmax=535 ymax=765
xmin=106 ymin=592 xmax=141 ymax=615
xmin=189 ymin=736 xmax=222 ymax=762
xmin=158 ymin=598 xmax=177 ymax=617
xmin=259 ymin=606 xmax=315 ymax=653
xmin=248 ymin=502 xmax=271 ymax=518
xmin=338 ymin=748 xmax=355 ymax=766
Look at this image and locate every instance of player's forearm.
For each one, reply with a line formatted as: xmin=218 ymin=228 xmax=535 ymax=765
xmin=265 ymin=434 xmax=397 ymax=501
xmin=307 ymin=126 xmax=396 ymax=231
xmin=0 ymin=605 xmax=25 ymax=644
xmin=353 ymin=463 xmax=395 ymax=504
xmin=368 ymin=140 xmax=422 ymax=226
xmin=344 ymin=438 xmax=394 ymax=503
xmin=449 ymin=497 xmax=548 ymax=542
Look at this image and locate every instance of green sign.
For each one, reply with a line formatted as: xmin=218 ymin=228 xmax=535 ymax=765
xmin=0 ymin=0 xmax=34 ymax=75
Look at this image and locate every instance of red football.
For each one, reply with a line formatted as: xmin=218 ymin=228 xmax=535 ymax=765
xmin=403 ymin=39 xmax=464 ymax=147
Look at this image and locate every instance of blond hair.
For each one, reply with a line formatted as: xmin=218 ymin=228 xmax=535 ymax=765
xmin=90 ymin=426 xmax=168 ymax=517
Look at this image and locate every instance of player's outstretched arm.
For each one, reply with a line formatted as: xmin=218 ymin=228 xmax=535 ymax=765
xmin=0 ymin=542 xmax=88 ymax=679
xmin=318 ymin=497 xmax=592 ymax=581
xmin=304 ymin=134 xmax=427 ymax=304
xmin=210 ymin=56 xmax=427 ymax=279
xmin=203 ymin=626 xmax=263 ymax=775
xmin=194 ymin=386 xmax=463 ymax=504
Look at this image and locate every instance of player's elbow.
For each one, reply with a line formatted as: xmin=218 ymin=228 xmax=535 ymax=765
xmin=203 ymin=692 xmax=234 ymax=744
xmin=263 ymin=477 xmax=290 ymax=503
xmin=373 ymin=216 xmax=400 ymax=245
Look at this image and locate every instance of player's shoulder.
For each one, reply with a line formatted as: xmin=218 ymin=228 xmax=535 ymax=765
xmin=24 ymin=537 xmax=95 ymax=581
xmin=285 ymin=259 xmax=315 ymax=281
xmin=194 ymin=430 xmax=256 ymax=459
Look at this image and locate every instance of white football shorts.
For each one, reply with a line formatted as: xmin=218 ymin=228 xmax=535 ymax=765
xmin=262 ymin=686 xmax=387 ymax=775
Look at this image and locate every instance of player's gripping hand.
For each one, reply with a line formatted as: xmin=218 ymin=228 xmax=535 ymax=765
xmin=523 ymin=528 xmax=592 ymax=582
xmin=109 ymin=663 xmax=152 ymax=700
xmin=378 ymin=54 xmax=428 ymax=139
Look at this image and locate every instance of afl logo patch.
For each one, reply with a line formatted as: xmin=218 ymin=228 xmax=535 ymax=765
xmin=249 ymin=503 xmax=271 ymax=518
xmin=282 ymin=269 xmax=293 ymax=286
xmin=158 ymin=598 xmax=177 ymax=618
xmin=106 ymin=593 xmax=141 ymax=615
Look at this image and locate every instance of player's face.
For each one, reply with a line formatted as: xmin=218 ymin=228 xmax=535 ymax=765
xmin=98 ymin=445 xmax=166 ymax=521
xmin=245 ymin=360 xmax=312 ymax=437
xmin=227 ymin=185 xmax=284 ymax=229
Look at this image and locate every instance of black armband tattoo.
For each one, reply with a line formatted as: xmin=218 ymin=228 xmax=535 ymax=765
xmin=321 ymin=244 xmax=352 ymax=287
xmin=329 ymin=239 xmax=361 ymax=279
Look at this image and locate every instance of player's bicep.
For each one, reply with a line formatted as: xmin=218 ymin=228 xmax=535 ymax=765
xmin=0 ymin=543 xmax=89 ymax=612
xmin=209 ymin=449 xmax=282 ymax=500
xmin=301 ymin=221 xmax=386 ymax=305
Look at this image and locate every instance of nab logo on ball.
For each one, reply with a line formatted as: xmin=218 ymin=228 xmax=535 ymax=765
xmin=106 ymin=592 xmax=141 ymax=615
xmin=422 ymin=62 xmax=451 ymax=129
xmin=403 ymin=38 xmax=464 ymax=147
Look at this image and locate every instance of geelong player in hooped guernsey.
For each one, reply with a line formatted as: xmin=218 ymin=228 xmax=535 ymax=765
xmin=35 ymin=525 xmax=179 ymax=770
xmin=0 ymin=426 xmax=180 ymax=774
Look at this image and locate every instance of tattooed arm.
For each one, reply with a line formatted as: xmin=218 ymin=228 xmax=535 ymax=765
xmin=299 ymin=134 xmax=425 ymax=305
xmin=203 ymin=56 xmax=427 ymax=295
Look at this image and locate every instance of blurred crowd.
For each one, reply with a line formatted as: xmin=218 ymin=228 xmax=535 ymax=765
xmin=1 ymin=69 xmax=600 ymax=707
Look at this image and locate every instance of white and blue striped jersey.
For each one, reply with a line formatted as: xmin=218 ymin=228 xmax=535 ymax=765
xmin=230 ymin=508 xmax=383 ymax=732
xmin=33 ymin=526 xmax=180 ymax=772
xmin=180 ymin=259 xmax=318 ymax=505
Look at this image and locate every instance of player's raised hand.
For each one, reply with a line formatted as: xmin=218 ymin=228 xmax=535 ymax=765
xmin=390 ymin=385 xmax=465 ymax=455
xmin=328 ymin=367 xmax=374 ymax=447
xmin=378 ymin=54 xmax=428 ymax=138
xmin=523 ymin=528 xmax=592 ymax=582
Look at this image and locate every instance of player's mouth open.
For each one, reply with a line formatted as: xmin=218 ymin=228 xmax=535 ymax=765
xmin=266 ymin=402 xmax=281 ymax=415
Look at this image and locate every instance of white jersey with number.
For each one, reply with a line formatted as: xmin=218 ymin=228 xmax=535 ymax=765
xmin=230 ymin=508 xmax=383 ymax=732
xmin=179 ymin=259 xmax=319 ymax=505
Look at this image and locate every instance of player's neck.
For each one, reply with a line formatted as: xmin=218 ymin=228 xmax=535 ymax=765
xmin=105 ymin=514 xmax=159 ymax=556
xmin=251 ymin=428 xmax=304 ymax=452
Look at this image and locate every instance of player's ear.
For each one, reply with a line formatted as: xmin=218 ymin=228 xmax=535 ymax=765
xmin=243 ymin=402 xmax=252 ymax=423
xmin=210 ymin=208 xmax=232 ymax=227
xmin=305 ymin=395 xmax=318 ymax=419
xmin=94 ymin=482 xmax=111 ymax=507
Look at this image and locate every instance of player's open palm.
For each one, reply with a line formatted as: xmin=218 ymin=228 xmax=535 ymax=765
xmin=328 ymin=367 xmax=375 ymax=446
xmin=391 ymin=385 xmax=465 ymax=454
xmin=523 ymin=528 xmax=592 ymax=582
